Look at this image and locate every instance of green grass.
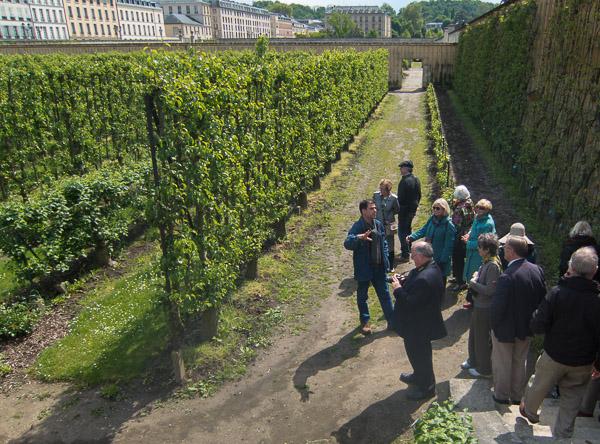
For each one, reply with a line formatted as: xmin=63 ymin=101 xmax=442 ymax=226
xmin=447 ymin=90 xmax=561 ymax=282
xmin=0 ymin=258 xmax=17 ymax=303
xmin=34 ymin=246 xmax=169 ymax=385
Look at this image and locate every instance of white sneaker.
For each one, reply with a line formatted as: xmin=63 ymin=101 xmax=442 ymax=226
xmin=468 ymin=368 xmax=491 ymax=378
xmin=460 ymin=360 xmax=471 ymax=370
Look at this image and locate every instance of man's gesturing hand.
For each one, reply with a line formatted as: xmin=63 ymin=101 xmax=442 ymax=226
xmin=357 ymin=229 xmax=373 ymax=241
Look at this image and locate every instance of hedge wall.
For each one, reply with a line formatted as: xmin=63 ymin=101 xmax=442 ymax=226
xmin=454 ymin=0 xmax=600 ymax=232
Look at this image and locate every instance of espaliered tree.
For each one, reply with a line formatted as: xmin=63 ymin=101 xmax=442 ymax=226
xmin=143 ymin=42 xmax=388 ymax=379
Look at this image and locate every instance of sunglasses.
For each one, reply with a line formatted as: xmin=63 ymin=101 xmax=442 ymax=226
xmin=432 ymin=206 xmax=442 ymax=210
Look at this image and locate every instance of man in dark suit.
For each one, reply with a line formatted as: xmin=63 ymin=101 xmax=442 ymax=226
xmin=491 ymin=235 xmax=547 ymax=404
xmin=397 ymin=160 xmax=421 ymax=262
xmin=391 ymin=241 xmax=447 ymax=400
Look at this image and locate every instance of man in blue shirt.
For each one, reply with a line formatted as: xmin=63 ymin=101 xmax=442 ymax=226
xmin=344 ymin=199 xmax=394 ymax=335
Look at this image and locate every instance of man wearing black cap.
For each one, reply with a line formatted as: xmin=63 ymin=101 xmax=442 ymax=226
xmin=397 ymin=160 xmax=421 ymax=263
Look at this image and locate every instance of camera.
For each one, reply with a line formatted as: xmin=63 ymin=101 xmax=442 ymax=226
xmin=386 ymin=273 xmax=404 ymax=283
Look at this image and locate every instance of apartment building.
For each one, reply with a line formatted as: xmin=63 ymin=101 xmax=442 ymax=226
xmin=0 ymin=0 xmax=33 ymax=39
xmin=211 ymin=0 xmax=269 ymax=39
xmin=64 ymin=0 xmax=119 ymax=39
xmin=117 ymin=0 xmax=164 ymax=39
xmin=270 ymin=14 xmax=292 ymax=38
xmin=159 ymin=0 xmax=210 ymax=39
xmin=29 ymin=0 xmax=69 ymax=39
xmin=326 ymin=5 xmax=391 ymax=38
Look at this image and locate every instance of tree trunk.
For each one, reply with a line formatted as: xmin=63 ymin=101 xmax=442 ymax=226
xmin=245 ymin=257 xmax=258 ymax=279
xmin=297 ymin=191 xmax=308 ymax=209
xmin=273 ymin=218 xmax=286 ymax=240
xmin=198 ymin=307 xmax=219 ymax=342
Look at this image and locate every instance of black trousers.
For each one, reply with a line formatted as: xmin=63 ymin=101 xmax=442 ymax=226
xmin=452 ymin=238 xmax=466 ymax=284
xmin=398 ymin=211 xmax=416 ymax=258
xmin=404 ymin=335 xmax=435 ymax=391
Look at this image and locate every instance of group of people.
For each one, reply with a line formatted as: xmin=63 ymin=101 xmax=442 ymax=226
xmin=343 ymin=160 xmax=600 ymax=438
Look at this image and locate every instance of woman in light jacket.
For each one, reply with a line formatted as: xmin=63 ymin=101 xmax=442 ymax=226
xmin=462 ymin=199 xmax=496 ymax=308
xmin=373 ymin=179 xmax=400 ymax=271
xmin=461 ymin=233 xmax=502 ymax=377
xmin=407 ymin=198 xmax=456 ymax=285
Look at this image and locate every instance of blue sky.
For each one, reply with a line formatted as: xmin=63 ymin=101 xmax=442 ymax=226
xmin=265 ymin=0 xmax=502 ymax=14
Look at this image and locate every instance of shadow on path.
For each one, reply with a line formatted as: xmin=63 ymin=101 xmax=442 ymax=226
xmin=293 ymin=328 xmax=393 ymax=402
xmin=331 ymin=384 xmax=445 ymax=444
xmin=337 ymin=277 xmax=357 ymax=298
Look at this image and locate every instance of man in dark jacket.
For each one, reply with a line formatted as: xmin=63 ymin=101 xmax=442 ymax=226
xmin=490 ymin=236 xmax=546 ymax=404
xmin=344 ymin=199 xmax=394 ymax=335
xmin=391 ymin=241 xmax=447 ymax=400
xmin=396 ymin=160 xmax=421 ymax=262
xmin=520 ymin=246 xmax=600 ymax=438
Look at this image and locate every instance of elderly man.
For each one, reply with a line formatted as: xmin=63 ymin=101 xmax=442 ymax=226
xmin=396 ymin=160 xmax=421 ymax=263
xmin=520 ymin=247 xmax=600 ymax=438
xmin=344 ymin=199 xmax=395 ymax=335
xmin=490 ymin=235 xmax=546 ymax=404
xmin=391 ymin=241 xmax=447 ymax=400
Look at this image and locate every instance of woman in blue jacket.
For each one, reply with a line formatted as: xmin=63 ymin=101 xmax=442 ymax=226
xmin=463 ymin=199 xmax=496 ymax=287
xmin=407 ymin=198 xmax=456 ymax=284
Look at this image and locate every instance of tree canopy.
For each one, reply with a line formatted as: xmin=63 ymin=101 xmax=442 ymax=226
xmin=253 ymin=1 xmax=325 ymax=19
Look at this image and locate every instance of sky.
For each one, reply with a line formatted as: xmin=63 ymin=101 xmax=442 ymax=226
xmin=250 ymin=0 xmax=502 ymax=14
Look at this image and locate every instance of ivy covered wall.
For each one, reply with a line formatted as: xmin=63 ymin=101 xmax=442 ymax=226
xmin=454 ymin=0 xmax=600 ymax=232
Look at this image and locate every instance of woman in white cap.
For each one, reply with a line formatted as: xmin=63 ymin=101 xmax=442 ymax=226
xmin=449 ymin=185 xmax=475 ymax=291
xmin=498 ymin=222 xmax=537 ymax=269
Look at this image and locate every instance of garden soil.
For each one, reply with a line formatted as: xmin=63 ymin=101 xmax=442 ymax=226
xmin=1 ymin=68 xmax=520 ymax=444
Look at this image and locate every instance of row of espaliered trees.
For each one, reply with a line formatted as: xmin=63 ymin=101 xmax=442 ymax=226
xmin=0 ymin=41 xmax=389 ymax=376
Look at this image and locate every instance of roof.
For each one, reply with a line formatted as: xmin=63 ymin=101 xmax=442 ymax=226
xmin=326 ymin=5 xmax=386 ymax=15
xmin=163 ymin=13 xmax=203 ymax=25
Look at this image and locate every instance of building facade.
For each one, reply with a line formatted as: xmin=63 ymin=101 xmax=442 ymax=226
xmin=117 ymin=0 xmax=164 ymax=39
xmin=29 ymin=0 xmax=69 ymax=40
xmin=159 ymin=0 xmax=210 ymax=39
xmin=270 ymin=14 xmax=292 ymax=38
xmin=0 ymin=0 xmax=33 ymax=39
xmin=64 ymin=0 xmax=119 ymax=39
xmin=326 ymin=6 xmax=391 ymax=38
xmin=211 ymin=0 xmax=270 ymax=39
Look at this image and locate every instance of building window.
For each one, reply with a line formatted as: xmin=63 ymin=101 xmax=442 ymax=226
xmin=86 ymin=22 xmax=90 ymax=33
xmin=177 ymin=5 xmax=181 ymax=14
xmin=78 ymin=22 xmax=83 ymax=33
xmin=83 ymin=8 xmax=87 ymax=18
xmin=59 ymin=9 xmax=63 ymax=21
xmin=93 ymin=23 xmax=97 ymax=34
xmin=107 ymin=24 xmax=110 ymax=35
xmin=101 ymin=23 xmax=104 ymax=34
xmin=52 ymin=9 xmax=56 ymax=21
xmin=90 ymin=8 xmax=94 ymax=18
xmin=76 ymin=6 xmax=80 ymax=17
xmin=70 ymin=22 xmax=75 ymax=33
xmin=167 ymin=6 xmax=172 ymax=14
xmin=111 ymin=10 xmax=115 ymax=20
xmin=119 ymin=10 xmax=122 ymax=19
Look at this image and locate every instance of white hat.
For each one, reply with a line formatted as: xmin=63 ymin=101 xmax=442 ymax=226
xmin=499 ymin=222 xmax=534 ymax=245
xmin=453 ymin=185 xmax=470 ymax=200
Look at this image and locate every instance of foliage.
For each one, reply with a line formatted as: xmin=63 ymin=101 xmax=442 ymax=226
xmin=414 ymin=400 xmax=477 ymax=443
xmin=392 ymin=0 xmax=496 ymax=38
xmin=425 ymin=83 xmax=454 ymax=196
xmin=453 ymin=0 xmax=536 ymax=165
xmin=144 ymin=47 xmax=388 ymax=326
xmin=326 ymin=12 xmax=364 ymax=37
xmin=253 ymin=0 xmax=325 ymax=19
xmin=100 ymin=383 xmax=123 ymax=400
xmin=0 ymin=301 xmax=41 ymax=339
xmin=0 ymin=353 xmax=11 ymax=377
xmin=0 ymin=162 xmax=150 ymax=283
xmin=0 ymin=53 xmax=147 ymax=201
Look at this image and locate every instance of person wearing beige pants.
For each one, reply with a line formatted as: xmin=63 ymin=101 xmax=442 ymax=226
xmin=522 ymin=352 xmax=592 ymax=437
xmin=519 ymin=246 xmax=600 ymax=438
xmin=491 ymin=334 xmax=531 ymax=402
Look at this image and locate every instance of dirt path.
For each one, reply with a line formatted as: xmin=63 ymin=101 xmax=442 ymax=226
xmin=2 ymin=69 xmax=472 ymax=444
xmin=112 ymin=69 xmax=470 ymax=444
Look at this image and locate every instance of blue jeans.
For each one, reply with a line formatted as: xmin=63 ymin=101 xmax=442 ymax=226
xmin=357 ymin=270 xmax=394 ymax=326
xmin=398 ymin=211 xmax=415 ymax=258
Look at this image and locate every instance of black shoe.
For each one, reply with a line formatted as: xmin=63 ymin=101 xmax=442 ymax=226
xmin=406 ymin=385 xmax=435 ymax=400
xmin=492 ymin=395 xmax=510 ymax=405
xmin=399 ymin=372 xmax=417 ymax=385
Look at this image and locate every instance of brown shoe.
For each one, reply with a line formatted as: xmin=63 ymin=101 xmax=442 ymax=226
xmin=360 ymin=322 xmax=372 ymax=335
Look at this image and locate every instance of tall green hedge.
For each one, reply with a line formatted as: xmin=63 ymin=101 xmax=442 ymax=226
xmin=0 ymin=53 xmax=147 ymax=201
xmin=453 ymin=0 xmax=600 ymax=231
xmin=144 ymin=47 xmax=388 ymax=319
xmin=453 ymin=0 xmax=537 ymax=165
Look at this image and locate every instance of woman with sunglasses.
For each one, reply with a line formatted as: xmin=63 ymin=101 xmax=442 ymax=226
xmin=406 ymin=198 xmax=456 ymax=285
xmin=462 ymin=199 xmax=496 ymax=308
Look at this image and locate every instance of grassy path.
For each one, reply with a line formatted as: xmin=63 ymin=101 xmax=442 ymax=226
xmin=3 ymin=68 xmax=471 ymax=444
